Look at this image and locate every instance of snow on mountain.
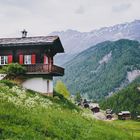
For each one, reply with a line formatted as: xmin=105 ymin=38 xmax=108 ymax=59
xmin=99 ymin=51 xmax=112 ymax=65
xmin=50 ymin=20 xmax=140 ymax=65
xmin=127 ymin=70 xmax=140 ymax=82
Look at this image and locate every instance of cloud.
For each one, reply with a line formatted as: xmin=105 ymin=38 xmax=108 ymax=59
xmin=75 ymin=6 xmax=85 ymax=14
xmin=112 ymin=3 xmax=132 ymax=13
xmin=0 ymin=0 xmax=139 ymax=37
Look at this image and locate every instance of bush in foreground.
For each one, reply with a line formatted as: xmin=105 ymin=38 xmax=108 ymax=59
xmin=1 ymin=63 xmax=26 ymax=77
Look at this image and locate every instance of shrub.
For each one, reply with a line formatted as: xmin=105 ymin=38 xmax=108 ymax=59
xmin=75 ymin=92 xmax=82 ymax=103
xmin=54 ymin=80 xmax=70 ymax=98
xmin=0 ymin=80 xmax=17 ymax=88
xmin=1 ymin=63 xmax=26 ymax=77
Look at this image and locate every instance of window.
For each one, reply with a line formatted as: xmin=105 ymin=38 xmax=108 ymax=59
xmin=19 ymin=54 xmax=36 ymax=65
xmin=0 ymin=56 xmax=8 ymax=65
xmin=24 ymin=55 xmax=31 ymax=64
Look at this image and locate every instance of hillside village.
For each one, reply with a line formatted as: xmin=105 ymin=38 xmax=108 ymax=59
xmin=0 ymin=29 xmax=140 ymax=139
xmin=0 ymin=1 xmax=140 ymax=139
xmin=75 ymin=98 xmax=139 ymax=121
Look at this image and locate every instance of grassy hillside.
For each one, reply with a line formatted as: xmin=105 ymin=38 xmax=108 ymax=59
xmin=100 ymin=77 xmax=140 ymax=118
xmin=0 ymin=80 xmax=136 ymax=140
xmin=109 ymin=120 xmax=140 ymax=140
xmin=61 ymin=39 xmax=140 ymax=100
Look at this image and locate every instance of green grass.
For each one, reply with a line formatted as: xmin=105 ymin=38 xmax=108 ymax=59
xmin=0 ymin=80 xmax=138 ymax=140
xmin=109 ymin=120 xmax=140 ymax=140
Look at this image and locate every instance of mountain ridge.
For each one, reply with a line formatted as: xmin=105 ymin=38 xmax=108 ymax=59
xmin=59 ymin=39 xmax=140 ymax=100
xmin=51 ymin=20 xmax=140 ymax=65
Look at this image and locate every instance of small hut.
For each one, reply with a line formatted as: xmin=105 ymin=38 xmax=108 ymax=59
xmin=80 ymin=99 xmax=89 ymax=108
xmin=118 ymin=111 xmax=131 ymax=120
xmin=137 ymin=115 xmax=140 ymax=121
xmin=83 ymin=103 xmax=89 ymax=108
xmin=90 ymin=103 xmax=100 ymax=113
xmin=106 ymin=114 xmax=112 ymax=120
xmin=106 ymin=109 xmax=113 ymax=114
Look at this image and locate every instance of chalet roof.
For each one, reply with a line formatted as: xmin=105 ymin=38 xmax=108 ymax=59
xmin=121 ymin=111 xmax=130 ymax=114
xmin=0 ymin=36 xmax=58 ymax=46
xmin=89 ymin=103 xmax=100 ymax=108
xmin=106 ymin=109 xmax=112 ymax=114
xmin=118 ymin=113 xmax=123 ymax=115
xmin=0 ymin=35 xmax=64 ymax=53
xmin=118 ymin=111 xmax=130 ymax=115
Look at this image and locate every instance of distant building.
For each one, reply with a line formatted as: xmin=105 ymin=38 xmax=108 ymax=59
xmin=106 ymin=109 xmax=113 ymax=114
xmin=106 ymin=114 xmax=112 ymax=120
xmin=118 ymin=111 xmax=131 ymax=120
xmin=0 ymin=30 xmax=64 ymax=96
xmin=82 ymin=99 xmax=89 ymax=108
xmin=83 ymin=103 xmax=89 ymax=108
xmin=90 ymin=103 xmax=100 ymax=113
xmin=137 ymin=115 xmax=140 ymax=120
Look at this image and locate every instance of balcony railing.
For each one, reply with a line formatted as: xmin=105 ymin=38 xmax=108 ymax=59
xmin=23 ymin=64 xmax=64 ymax=76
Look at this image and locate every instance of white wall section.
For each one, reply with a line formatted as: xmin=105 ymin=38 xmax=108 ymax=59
xmin=22 ymin=77 xmax=53 ymax=94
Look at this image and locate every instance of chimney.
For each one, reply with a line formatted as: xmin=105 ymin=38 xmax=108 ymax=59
xmin=21 ymin=29 xmax=27 ymax=38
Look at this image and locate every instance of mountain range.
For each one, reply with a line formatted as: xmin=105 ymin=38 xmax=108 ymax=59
xmin=59 ymin=39 xmax=140 ymax=100
xmin=51 ymin=20 xmax=140 ymax=65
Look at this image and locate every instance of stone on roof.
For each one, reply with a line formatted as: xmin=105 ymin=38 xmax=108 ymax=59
xmin=118 ymin=111 xmax=130 ymax=115
xmin=89 ymin=103 xmax=100 ymax=108
xmin=118 ymin=113 xmax=123 ymax=115
xmin=121 ymin=111 xmax=130 ymax=114
xmin=0 ymin=36 xmax=59 ymax=46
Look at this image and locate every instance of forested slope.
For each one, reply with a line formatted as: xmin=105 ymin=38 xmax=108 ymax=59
xmin=100 ymin=77 xmax=140 ymax=118
xmin=61 ymin=39 xmax=140 ymax=100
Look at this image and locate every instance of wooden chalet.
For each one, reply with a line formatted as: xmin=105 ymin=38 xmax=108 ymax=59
xmin=0 ymin=30 xmax=64 ymax=95
xmin=90 ymin=103 xmax=100 ymax=113
xmin=106 ymin=109 xmax=113 ymax=114
xmin=83 ymin=99 xmax=89 ymax=108
xmin=118 ymin=111 xmax=131 ymax=120
xmin=137 ymin=115 xmax=140 ymax=120
xmin=106 ymin=114 xmax=112 ymax=120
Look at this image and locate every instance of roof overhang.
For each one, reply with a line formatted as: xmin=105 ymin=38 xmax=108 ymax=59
xmin=0 ymin=36 xmax=64 ymax=53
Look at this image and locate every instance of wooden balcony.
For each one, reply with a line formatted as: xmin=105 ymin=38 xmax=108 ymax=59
xmin=23 ymin=64 xmax=64 ymax=76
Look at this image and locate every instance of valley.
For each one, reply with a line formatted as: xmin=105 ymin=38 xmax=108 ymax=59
xmin=59 ymin=39 xmax=140 ymax=100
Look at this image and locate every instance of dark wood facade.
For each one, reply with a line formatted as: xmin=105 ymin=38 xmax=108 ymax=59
xmin=91 ymin=107 xmax=100 ymax=113
xmin=106 ymin=114 xmax=112 ymax=120
xmin=0 ymin=36 xmax=64 ymax=76
xmin=118 ymin=111 xmax=131 ymax=120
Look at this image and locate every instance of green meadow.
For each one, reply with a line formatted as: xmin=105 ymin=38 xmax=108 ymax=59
xmin=0 ymin=80 xmax=139 ymax=140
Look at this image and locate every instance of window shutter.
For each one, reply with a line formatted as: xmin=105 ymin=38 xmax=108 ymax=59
xmin=8 ymin=55 xmax=13 ymax=64
xmin=31 ymin=54 xmax=36 ymax=64
xmin=19 ymin=55 xmax=23 ymax=64
xmin=44 ymin=55 xmax=46 ymax=64
xmin=44 ymin=55 xmax=48 ymax=64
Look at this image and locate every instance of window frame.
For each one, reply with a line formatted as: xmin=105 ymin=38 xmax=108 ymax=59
xmin=0 ymin=56 xmax=8 ymax=65
xmin=24 ymin=55 xmax=32 ymax=65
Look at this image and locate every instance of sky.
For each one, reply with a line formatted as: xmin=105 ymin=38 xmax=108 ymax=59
xmin=0 ymin=0 xmax=140 ymax=37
